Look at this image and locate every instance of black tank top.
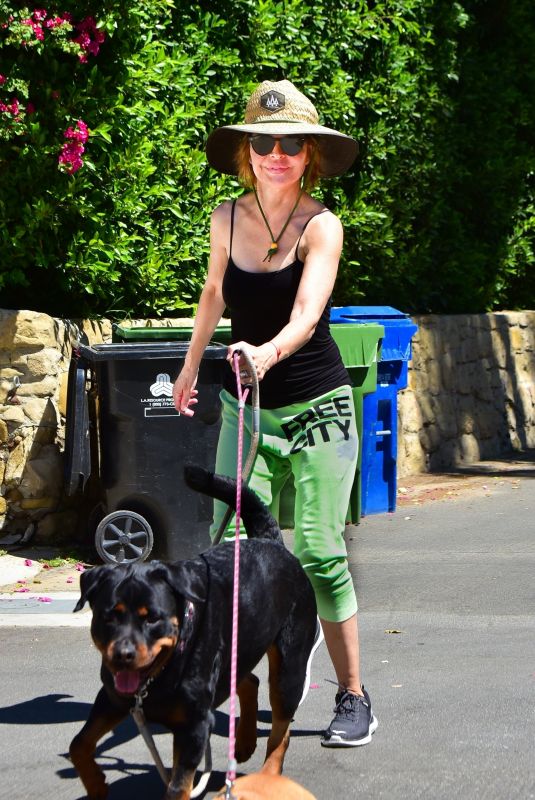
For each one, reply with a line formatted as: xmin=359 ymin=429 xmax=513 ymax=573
xmin=221 ymin=200 xmax=350 ymax=408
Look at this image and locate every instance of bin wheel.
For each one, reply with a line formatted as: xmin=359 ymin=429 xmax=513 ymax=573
xmin=95 ymin=511 xmax=154 ymax=564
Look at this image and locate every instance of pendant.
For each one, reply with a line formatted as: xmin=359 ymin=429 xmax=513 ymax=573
xmin=264 ymin=242 xmax=279 ymax=263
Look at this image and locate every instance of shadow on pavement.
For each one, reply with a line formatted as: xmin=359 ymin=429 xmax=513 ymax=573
xmin=447 ymin=449 xmax=535 ymax=479
xmin=0 ymin=693 xmax=90 ymax=725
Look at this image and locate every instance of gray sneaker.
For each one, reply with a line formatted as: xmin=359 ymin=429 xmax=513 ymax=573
xmin=321 ymin=686 xmax=378 ymax=747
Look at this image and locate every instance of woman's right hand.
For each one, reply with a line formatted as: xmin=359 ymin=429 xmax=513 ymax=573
xmin=172 ymin=369 xmax=199 ymax=417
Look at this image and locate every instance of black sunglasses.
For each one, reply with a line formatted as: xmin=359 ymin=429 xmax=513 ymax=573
xmin=249 ymin=134 xmax=306 ymax=157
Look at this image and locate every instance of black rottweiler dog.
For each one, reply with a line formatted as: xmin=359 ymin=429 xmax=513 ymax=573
xmin=70 ymin=466 xmax=318 ymax=800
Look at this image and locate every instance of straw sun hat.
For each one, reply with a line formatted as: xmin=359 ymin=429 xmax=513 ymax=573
xmin=206 ymin=80 xmax=358 ymax=178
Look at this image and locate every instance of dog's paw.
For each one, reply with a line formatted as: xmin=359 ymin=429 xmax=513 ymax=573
xmin=80 ymin=775 xmax=108 ymax=800
xmin=89 ymin=788 xmax=109 ymax=800
xmin=82 ymin=775 xmax=108 ymax=800
xmin=235 ymin=736 xmax=257 ymax=764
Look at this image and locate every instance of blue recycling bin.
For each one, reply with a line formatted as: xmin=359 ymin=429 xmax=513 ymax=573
xmin=330 ymin=307 xmax=418 ymax=515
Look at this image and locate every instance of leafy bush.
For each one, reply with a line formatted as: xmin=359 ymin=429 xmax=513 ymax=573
xmin=0 ymin=0 xmax=533 ymax=318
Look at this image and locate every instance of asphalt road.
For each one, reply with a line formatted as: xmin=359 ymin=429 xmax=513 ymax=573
xmin=1 ymin=467 xmax=534 ymax=799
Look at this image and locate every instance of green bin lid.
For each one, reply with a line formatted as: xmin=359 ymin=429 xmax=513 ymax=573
xmin=329 ymin=323 xmax=384 ymax=368
xmin=113 ymin=324 xmax=232 ymax=344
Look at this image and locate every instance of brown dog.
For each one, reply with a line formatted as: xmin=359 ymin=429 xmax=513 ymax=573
xmin=214 ymin=773 xmax=317 ymax=799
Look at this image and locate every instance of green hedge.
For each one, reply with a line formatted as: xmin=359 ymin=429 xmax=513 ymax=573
xmin=1 ymin=0 xmax=534 ymax=318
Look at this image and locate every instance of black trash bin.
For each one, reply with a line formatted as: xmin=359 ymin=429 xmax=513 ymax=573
xmin=64 ymin=341 xmax=227 ymax=563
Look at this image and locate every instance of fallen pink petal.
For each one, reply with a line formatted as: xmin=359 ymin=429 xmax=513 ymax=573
xmin=38 ymin=596 xmax=52 ymax=603
xmin=24 ymin=559 xmax=33 ymax=566
xmin=75 ymin=563 xmax=85 ymax=572
xmin=14 ymin=587 xmax=30 ymax=593
xmin=66 ymin=577 xmax=74 ymax=583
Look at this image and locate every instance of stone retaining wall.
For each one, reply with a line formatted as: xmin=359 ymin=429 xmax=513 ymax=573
xmin=397 ymin=311 xmax=535 ymax=474
xmin=0 ymin=310 xmax=111 ymax=540
xmin=1 ymin=308 xmax=533 ymax=540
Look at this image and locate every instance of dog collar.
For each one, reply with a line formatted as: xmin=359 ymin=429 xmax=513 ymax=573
xmin=133 ymin=600 xmax=196 ymax=704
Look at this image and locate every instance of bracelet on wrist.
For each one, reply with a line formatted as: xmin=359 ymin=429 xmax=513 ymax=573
xmin=268 ymin=340 xmax=281 ymax=362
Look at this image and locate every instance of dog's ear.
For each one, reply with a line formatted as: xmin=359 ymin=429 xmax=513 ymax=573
xmin=73 ymin=564 xmax=114 ymax=612
xmin=149 ymin=560 xmax=207 ymax=604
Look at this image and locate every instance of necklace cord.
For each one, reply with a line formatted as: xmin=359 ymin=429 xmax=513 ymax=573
xmin=253 ymin=186 xmax=303 ymax=262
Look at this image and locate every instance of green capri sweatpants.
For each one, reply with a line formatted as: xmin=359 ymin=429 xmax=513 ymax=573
xmin=210 ymin=385 xmax=359 ymax=622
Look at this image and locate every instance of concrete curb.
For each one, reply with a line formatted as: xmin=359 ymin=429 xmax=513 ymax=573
xmin=0 ymin=591 xmax=91 ymax=627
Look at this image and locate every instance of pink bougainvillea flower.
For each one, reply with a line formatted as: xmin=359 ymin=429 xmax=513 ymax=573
xmin=59 ymin=119 xmax=90 ymax=173
xmin=32 ymin=10 xmax=48 ymax=22
xmin=76 ymin=120 xmax=89 ymax=140
xmin=77 ymin=16 xmax=97 ymax=31
xmin=45 ymin=16 xmax=68 ymax=29
xmin=0 ymin=75 xmax=6 ymax=85
xmin=73 ymin=16 xmax=106 ymax=61
xmin=59 ymin=143 xmax=84 ymax=173
xmin=21 ymin=18 xmax=44 ymax=40
xmin=64 ymin=120 xmax=88 ymax=143
xmin=60 ymin=141 xmax=85 ymax=160
xmin=26 ymin=102 xmax=35 ymax=114
xmin=75 ymin=31 xmax=91 ymax=49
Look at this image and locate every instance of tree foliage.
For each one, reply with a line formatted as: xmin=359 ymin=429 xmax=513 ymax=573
xmin=0 ymin=0 xmax=533 ymax=318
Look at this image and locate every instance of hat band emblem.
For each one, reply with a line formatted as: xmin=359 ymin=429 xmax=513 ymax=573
xmin=260 ymin=90 xmax=285 ymax=113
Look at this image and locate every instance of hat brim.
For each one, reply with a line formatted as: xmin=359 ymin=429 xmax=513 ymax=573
xmin=206 ymin=123 xmax=358 ymax=179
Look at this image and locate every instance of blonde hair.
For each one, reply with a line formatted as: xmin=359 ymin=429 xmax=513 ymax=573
xmin=234 ymin=135 xmax=322 ymax=190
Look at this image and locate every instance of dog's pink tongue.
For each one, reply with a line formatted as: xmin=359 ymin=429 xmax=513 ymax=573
xmin=114 ymin=670 xmax=141 ymax=695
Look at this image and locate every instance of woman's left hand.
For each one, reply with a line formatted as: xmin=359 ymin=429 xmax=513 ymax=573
xmin=228 ymin=341 xmax=279 ymax=384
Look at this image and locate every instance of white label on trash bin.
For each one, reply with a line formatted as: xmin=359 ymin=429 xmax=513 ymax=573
xmin=140 ymin=372 xmax=180 ymax=418
xmin=144 ymin=406 xmax=179 ymax=417
xmin=150 ymin=373 xmax=174 ymax=396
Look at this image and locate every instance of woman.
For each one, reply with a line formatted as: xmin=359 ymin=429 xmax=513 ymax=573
xmin=172 ymin=79 xmax=377 ymax=747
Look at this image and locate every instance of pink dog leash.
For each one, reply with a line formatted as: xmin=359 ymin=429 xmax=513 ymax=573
xmin=224 ymin=350 xmax=252 ymax=798
xmin=212 ymin=349 xmax=260 ymax=546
